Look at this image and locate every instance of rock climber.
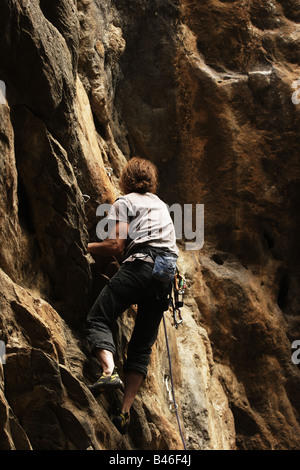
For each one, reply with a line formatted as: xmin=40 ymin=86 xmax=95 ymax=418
xmin=86 ymin=157 xmax=179 ymax=435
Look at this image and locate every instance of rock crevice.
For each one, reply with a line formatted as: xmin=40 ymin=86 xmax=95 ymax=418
xmin=0 ymin=0 xmax=299 ymax=450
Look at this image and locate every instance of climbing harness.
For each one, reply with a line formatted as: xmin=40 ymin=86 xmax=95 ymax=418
xmin=162 ymin=269 xmax=187 ymax=450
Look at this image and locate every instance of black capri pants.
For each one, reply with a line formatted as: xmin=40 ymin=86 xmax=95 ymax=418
xmin=86 ymin=259 xmax=171 ymax=378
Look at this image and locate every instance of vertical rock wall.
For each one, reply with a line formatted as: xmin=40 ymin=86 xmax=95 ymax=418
xmin=0 ymin=0 xmax=299 ymax=450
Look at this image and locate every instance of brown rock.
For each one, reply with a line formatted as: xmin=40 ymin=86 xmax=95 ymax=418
xmin=0 ymin=0 xmax=299 ymax=451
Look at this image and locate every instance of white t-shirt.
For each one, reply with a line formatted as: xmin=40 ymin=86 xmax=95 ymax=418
xmin=107 ymin=192 xmax=178 ymax=262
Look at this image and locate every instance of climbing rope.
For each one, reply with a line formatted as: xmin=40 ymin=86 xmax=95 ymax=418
xmin=162 ymin=311 xmax=187 ymax=450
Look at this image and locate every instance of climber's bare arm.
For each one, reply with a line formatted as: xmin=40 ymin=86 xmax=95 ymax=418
xmin=87 ymin=221 xmax=129 ymax=256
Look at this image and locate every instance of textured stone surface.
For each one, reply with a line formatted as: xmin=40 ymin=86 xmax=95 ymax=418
xmin=0 ymin=0 xmax=299 ymax=450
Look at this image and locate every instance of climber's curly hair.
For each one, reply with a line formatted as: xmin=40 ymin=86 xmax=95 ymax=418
xmin=119 ymin=157 xmax=158 ymax=194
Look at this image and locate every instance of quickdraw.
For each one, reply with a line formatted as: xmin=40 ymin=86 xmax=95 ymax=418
xmin=164 ymin=375 xmax=178 ymax=412
xmin=105 ymin=166 xmax=113 ymax=179
xmin=170 ymin=271 xmax=186 ymax=328
xmin=82 ymin=194 xmax=91 ymax=203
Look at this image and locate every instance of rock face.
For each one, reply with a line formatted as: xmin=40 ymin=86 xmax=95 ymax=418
xmin=0 ymin=0 xmax=300 ymax=450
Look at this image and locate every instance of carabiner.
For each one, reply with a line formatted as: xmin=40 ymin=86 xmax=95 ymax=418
xmin=173 ymin=308 xmax=183 ymax=329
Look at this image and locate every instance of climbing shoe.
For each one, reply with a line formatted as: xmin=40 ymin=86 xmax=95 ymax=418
xmin=112 ymin=411 xmax=130 ymax=435
xmin=88 ymin=368 xmax=123 ymax=397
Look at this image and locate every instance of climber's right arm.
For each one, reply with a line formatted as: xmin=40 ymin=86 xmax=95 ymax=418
xmin=87 ymin=221 xmax=129 ymax=256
